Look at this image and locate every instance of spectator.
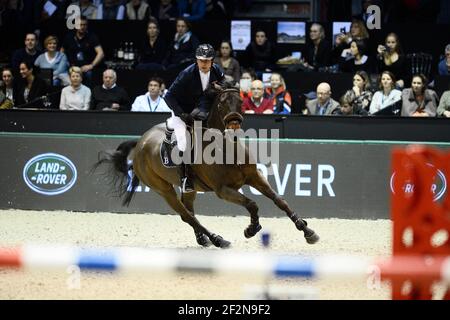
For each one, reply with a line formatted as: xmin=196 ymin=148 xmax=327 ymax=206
xmin=333 ymin=90 xmax=368 ymax=116
xmin=34 ymin=35 xmax=70 ymax=86
xmin=376 ymin=33 xmax=407 ymax=88
xmin=164 ymin=17 xmax=199 ymax=71
xmin=96 ymin=0 xmax=125 ymax=19
xmin=340 ymin=39 xmax=372 ymax=73
xmin=401 ymin=74 xmax=439 ymax=117
xmin=154 ymin=0 xmax=178 ymax=21
xmin=59 ymin=66 xmax=91 ymax=110
xmin=0 ymin=68 xmax=17 ymax=106
xmin=131 ymin=77 xmax=171 ymax=112
xmin=11 ymin=32 xmax=42 ymax=73
xmin=369 ymin=71 xmax=402 ymax=114
xmin=0 ymin=68 xmax=14 ymax=109
xmin=239 ymin=68 xmax=256 ymax=100
xmin=70 ymin=0 xmax=98 ymax=19
xmin=302 ymin=23 xmax=332 ymax=71
xmin=136 ymin=18 xmax=167 ymax=71
xmin=438 ymin=44 xmax=450 ymax=76
xmin=351 ymin=70 xmax=372 ymax=112
xmin=244 ymin=30 xmax=276 ymax=75
xmin=241 ymin=80 xmax=273 ymax=114
xmin=437 ymin=89 xmax=450 ymax=117
xmin=306 ymin=82 xmax=340 ymax=115
xmin=37 ymin=0 xmax=71 ymax=33
xmin=15 ymin=60 xmax=49 ymax=108
xmin=125 ymin=0 xmax=152 ymax=20
xmin=91 ymin=69 xmax=130 ymax=111
xmin=61 ymin=16 xmax=104 ymax=85
xmin=264 ymin=73 xmax=291 ymax=115
xmin=214 ymin=40 xmax=240 ymax=85
xmin=178 ymin=0 xmax=206 ymax=21
xmin=333 ymin=19 xmax=369 ymax=65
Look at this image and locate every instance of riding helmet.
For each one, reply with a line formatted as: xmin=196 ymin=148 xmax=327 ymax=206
xmin=195 ymin=44 xmax=215 ymax=60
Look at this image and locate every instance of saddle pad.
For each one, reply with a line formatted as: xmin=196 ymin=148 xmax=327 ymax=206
xmin=160 ymin=141 xmax=178 ymax=168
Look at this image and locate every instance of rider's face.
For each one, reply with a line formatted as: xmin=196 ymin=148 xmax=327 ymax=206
xmin=197 ymin=59 xmax=212 ymax=73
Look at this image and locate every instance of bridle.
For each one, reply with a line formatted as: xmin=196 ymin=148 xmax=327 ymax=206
xmin=214 ymin=87 xmax=243 ymax=128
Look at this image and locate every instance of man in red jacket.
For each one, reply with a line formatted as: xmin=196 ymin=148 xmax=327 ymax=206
xmin=241 ymin=80 xmax=273 ymax=114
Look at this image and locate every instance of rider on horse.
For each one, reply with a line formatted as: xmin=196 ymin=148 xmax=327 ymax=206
xmin=164 ymin=43 xmax=226 ymax=193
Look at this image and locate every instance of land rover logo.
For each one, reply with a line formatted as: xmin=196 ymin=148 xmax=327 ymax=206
xmin=23 ymin=153 xmax=77 ymax=196
xmin=390 ymin=163 xmax=447 ymax=202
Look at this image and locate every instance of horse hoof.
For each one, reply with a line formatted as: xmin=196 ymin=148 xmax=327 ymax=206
xmin=210 ymin=234 xmax=231 ymax=249
xmin=295 ymin=218 xmax=307 ymax=231
xmin=195 ymin=232 xmax=211 ymax=247
xmin=244 ymin=224 xmax=262 ymax=239
xmin=304 ymin=230 xmax=320 ymax=244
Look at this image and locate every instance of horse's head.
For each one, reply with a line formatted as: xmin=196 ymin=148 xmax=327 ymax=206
xmin=207 ymin=83 xmax=243 ymax=132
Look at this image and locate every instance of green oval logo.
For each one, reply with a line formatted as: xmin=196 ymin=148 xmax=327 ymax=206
xmin=23 ymin=153 xmax=77 ymax=196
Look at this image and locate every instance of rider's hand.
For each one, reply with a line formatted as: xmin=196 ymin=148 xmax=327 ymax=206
xmin=180 ymin=113 xmax=194 ymax=125
xmin=190 ymin=108 xmax=208 ymax=121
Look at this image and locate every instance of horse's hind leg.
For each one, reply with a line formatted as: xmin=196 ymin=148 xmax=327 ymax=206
xmin=181 ymin=191 xmax=211 ymax=247
xmin=215 ymin=186 xmax=262 ymax=238
xmin=155 ymin=185 xmax=230 ymax=248
xmin=247 ymin=170 xmax=319 ymax=244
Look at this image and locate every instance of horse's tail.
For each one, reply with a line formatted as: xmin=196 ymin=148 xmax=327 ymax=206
xmin=93 ymin=139 xmax=140 ymax=207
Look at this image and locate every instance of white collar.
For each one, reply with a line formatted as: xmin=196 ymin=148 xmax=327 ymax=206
xmin=199 ymin=70 xmax=210 ymax=91
xmin=355 ymin=55 xmax=368 ymax=65
xmin=103 ymin=83 xmax=117 ymax=90
xmin=45 ymin=52 xmax=57 ymax=63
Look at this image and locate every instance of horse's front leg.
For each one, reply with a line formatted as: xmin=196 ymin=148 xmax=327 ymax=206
xmin=181 ymin=191 xmax=211 ymax=247
xmin=247 ymin=170 xmax=319 ymax=244
xmin=157 ymin=187 xmax=230 ymax=248
xmin=215 ymin=186 xmax=262 ymax=238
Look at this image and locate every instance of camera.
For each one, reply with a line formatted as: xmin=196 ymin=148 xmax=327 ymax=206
xmin=340 ymin=27 xmax=347 ymax=34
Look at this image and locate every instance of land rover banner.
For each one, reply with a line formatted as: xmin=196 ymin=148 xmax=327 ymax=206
xmin=0 ymin=133 xmax=448 ymax=219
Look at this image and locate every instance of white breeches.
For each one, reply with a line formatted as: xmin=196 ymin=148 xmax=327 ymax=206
xmin=166 ymin=112 xmax=188 ymax=152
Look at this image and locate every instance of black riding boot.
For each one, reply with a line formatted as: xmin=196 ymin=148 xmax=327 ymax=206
xmin=164 ymin=123 xmax=174 ymax=146
xmin=180 ymin=161 xmax=194 ymax=193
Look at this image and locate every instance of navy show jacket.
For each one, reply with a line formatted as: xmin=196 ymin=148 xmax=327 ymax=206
xmin=164 ymin=63 xmax=225 ymax=115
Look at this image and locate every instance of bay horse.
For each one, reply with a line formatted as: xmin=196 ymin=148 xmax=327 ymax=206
xmin=95 ymin=87 xmax=319 ymax=248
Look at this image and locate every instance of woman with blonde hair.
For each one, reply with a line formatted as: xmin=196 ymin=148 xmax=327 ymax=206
xmin=264 ymin=73 xmax=292 ymax=114
xmin=34 ymin=35 xmax=69 ymax=86
xmin=59 ymin=66 xmax=91 ymax=110
xmin=333 ymin=19 xmax=369 ymax=65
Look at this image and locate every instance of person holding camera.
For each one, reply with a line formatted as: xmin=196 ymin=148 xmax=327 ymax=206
xmin=332 ymin=20 xmax=369 ymax=65
xmin=376 ymin=33 xmax=407 ymax=89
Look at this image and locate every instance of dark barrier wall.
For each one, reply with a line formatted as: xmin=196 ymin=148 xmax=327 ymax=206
xmin=2 ymin=109 xmax=450 ymax=142
xmin=1 ymin=133 xmax=449 ymax=219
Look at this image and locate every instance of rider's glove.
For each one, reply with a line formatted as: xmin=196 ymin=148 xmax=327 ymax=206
xmin=180 ymin=113 xmax=194 ymax=126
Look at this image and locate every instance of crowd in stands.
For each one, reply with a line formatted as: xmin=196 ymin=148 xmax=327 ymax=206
xmin=0 ymin=0 xmax=450 ymax=117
